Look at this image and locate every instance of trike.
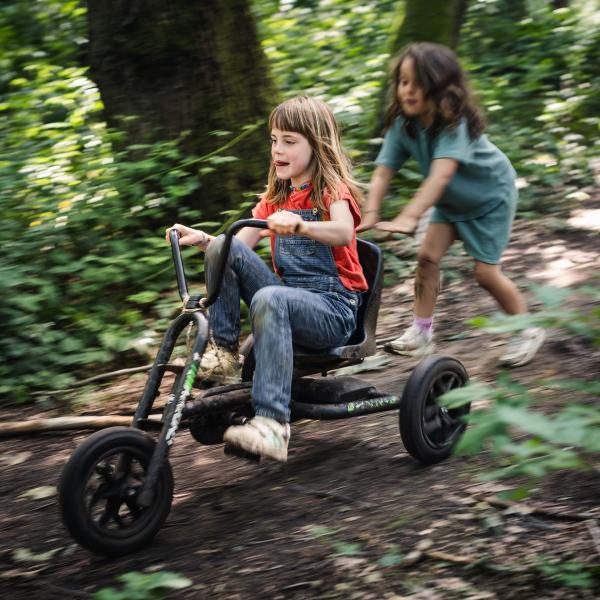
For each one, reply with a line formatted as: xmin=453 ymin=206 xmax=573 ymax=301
xmin=58 ymin=219 xmax=470 ymax=556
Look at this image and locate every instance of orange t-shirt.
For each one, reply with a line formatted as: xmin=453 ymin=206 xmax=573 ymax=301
xmin=252 ymin=183 xmax=368 ymax=292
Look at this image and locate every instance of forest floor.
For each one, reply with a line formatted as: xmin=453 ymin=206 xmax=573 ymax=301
xmin=0 ymin=193 xmax=599 ymax=599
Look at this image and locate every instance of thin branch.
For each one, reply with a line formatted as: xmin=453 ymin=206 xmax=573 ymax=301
xmin=31 ymin=364 xmax=153 ymax=396
xmin=476 ymin=494 xmax=598 ymax=522
xmin=0 ymin=415 xmax=162 ymax=437
xmin=289 ymin=484 xmax=374 ymax=508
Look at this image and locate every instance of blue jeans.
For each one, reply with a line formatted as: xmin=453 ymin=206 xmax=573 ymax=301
xmin=205 ymin=235 xmax=359 ymax=422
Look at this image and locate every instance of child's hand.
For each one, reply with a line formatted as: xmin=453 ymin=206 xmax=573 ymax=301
xmin=356 ymin=210 xmax=379 ymax=232
xmin=165 ymin=223 xmax=212 ymax=250
xmin=375 ymin=214 xmax=418 ymax=235
xmin=267 ymin=211 xmax=305 ymax=236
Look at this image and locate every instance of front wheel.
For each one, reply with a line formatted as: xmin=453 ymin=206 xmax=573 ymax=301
xmin=399 ymin=356 xmax=470 ymax=465
xmin=58 ymin=427 xmax=173 ymax=557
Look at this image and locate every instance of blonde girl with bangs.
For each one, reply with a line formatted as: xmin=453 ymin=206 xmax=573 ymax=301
xmin=166 ymin=96 xmax=367 ymax=462
xmin=359 ymin=42 xmax=545 ymax=368
xmin=264 ymin=96 xmax=363 ymax=213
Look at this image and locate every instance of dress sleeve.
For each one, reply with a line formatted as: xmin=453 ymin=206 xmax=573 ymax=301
xmin=432 ymin=120 xmax=474 ymax=164
xmin=374 ymin=118 xmax=410 ymax=171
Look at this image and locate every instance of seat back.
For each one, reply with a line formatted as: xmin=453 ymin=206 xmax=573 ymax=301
xmin=344 ymin=238 xmax=383 ymax=355
xmin=293 ymin=237 xmax=383 ymax=368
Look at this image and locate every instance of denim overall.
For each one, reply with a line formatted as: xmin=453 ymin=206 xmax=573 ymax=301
xmin=205 ymin=208 xmax=360 ymax=422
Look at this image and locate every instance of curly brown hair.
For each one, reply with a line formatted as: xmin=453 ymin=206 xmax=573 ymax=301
xmin=383 ymin=42 xmax=486 ymax=140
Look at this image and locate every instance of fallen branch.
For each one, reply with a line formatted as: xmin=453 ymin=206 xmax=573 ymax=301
xmin=403 ymin=543 xmax=529 ymax=575
xmin=289 ymin=484 xmax=374 ymax=508
xmin=476 ymin=494 xmax=598 ymax=522
xmin=0 ymin=415 xmax=162 ymax=437
xmin=31 ymin=364 xmax=154 ymax=397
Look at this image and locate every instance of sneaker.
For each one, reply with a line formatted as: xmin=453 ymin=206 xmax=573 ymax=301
xmin=386 ymin=324 xmax=435 ymax=357
xmin=199 ymin=341 xmax=242 ymax=384
xmin=223 ymin=416 xmax=290 ymax=462
xmin=499 ymin=327 xmax=546 ymax=368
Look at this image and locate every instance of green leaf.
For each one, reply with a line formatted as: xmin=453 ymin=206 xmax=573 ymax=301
xmin=378 ymin=550 xmax=404 ymax=567
xmin=331 ymin=542 xmax=362 ymax=556
xmin=128 ymin=291 xmax=160 ymax=304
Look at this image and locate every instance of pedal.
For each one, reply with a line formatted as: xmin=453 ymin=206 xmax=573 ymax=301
xmin=224 ymin=443 xmax=261 ymax=463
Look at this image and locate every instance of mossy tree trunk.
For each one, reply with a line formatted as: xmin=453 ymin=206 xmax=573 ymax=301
xmin=389 ymin=0 xmax=467 ymax=56
xmin=86 ymin=0 xmax=276 ymax=217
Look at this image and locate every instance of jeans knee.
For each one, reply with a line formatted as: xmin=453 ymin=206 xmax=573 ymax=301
xmin=250 ymin=286 xmax=284 ymax=321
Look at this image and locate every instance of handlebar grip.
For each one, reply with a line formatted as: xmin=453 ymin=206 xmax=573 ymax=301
xmin=167 ymin=219 xmax=269 ymax=309
xmin=169 ymin=229 xmax=189 ymax=302
xmin=201 ymin=219 xmax=269 ymax=308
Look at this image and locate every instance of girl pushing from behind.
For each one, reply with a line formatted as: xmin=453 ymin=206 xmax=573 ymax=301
xmin=359 ymin=42 xmax=544 ymax=367
xmin=166 ymin=96 xmax=367 ymax=462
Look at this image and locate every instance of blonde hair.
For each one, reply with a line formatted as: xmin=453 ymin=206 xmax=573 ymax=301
xmin=264 ymin=96 xmax=363 ymax=213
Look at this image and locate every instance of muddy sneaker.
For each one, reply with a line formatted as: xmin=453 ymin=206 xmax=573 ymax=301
xmin=499 ymin=327 xmax=546 ymax=368
xmin=199 ymin=342 xmax=242 ymax=384
xmin=386 ymin=324 xmax=435 ymax=357
xmin=223 ymin=416 xmax=290 ymax=462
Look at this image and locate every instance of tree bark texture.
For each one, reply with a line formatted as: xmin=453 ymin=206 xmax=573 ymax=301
xmin=86 ymin=0 xmax=277 ymax=215
xmin=389 ymin=0 xmax=467 ymax=56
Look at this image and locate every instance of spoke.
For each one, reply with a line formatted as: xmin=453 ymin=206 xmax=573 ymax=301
xmin=443 ymin=374 xmax=458 ymax=392
xmin=433 ymin=379 xmax=446 ymax=398
xmin=98 ymin=497 xmax=122 ymax=528
xmin=115 ymin=453 xmax=133 ymax=483
xmin=88 ymin=483 xmax=113 ymax=510
xmin=124 ymin=497 xmax=142 ymax=519
xmin=424 ymin=404 xmax=438 ymax=420
xmin=424 ymin=414 xmax=442 ymax=436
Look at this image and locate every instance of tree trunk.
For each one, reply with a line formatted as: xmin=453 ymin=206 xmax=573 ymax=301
xmin=86 ymin=0 xmax=277 ymax=216
xmin=451 ymin=0 xmax=470 ymax=49
xmin=389 ymin=0 xmax=467 ymax=56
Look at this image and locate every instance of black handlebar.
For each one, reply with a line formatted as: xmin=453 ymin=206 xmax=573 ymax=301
xmin=169 ymin=229 xmax=189 ymax=303
xmin=169 ymin=219 xmax=268 ymax=308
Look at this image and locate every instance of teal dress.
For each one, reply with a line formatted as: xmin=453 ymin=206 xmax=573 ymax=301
xmin=375 ymin=117 xmax=518 ymax=264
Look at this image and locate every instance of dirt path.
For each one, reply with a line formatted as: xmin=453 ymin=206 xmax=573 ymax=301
xmin=1 ymin=199 xmax=598 ymax=599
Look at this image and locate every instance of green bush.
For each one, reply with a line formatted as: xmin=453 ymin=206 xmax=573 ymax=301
xmin=1 ymin=0 xmax=598 ymax=402
xmin=442 ymin=284 xmax=600 ymax=496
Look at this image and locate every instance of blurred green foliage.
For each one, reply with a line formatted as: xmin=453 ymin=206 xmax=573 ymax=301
xmin=442 ymin=283 xmax=600 ymax=493
xmin=93 ymin=570 xmax=192 ymax=600
xmin=0 ymin=0 xmax=598 ymax=401
xmin=460 ymin=1 xmax=600 ymax=214
xmin=0 ymin=0 xmax=255 ymax=400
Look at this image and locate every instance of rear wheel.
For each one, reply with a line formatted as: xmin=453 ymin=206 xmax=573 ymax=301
xmin=399 ymin=356 xmax=470 ymax=465
xmin=58 ymin=426 xmax=173 ymax=556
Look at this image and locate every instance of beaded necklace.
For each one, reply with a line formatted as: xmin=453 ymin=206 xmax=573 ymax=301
xmin=289 ymin=181 xmax=312 ymax=193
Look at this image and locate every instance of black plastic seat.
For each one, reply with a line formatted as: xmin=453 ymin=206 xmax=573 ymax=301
xmin=293 ymin=238 xmax=383 ymax=374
